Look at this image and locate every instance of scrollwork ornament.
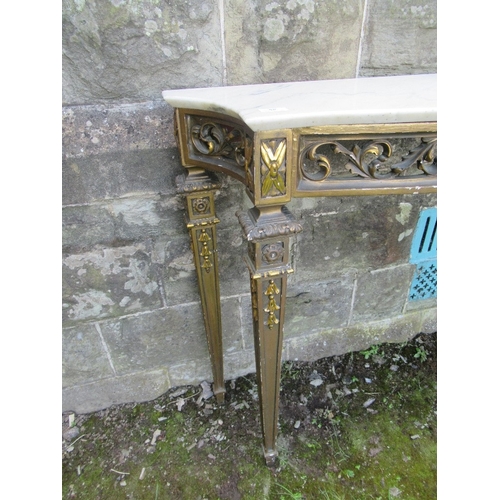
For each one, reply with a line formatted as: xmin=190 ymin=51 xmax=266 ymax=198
xmin=302 ymin=144 xmax=331 ymax=181
xmin=190 ymin=121 xmax=252 ymax=169
xmin=396 ymin=137 xmax=437 ymax=176
xmin=337 ymin=140 xmax=392 ymax=179
xmin=234 ymin=133 xmax=253 ymax=169
xmin=300 ymin=136 xmax=437 ymax=182
xmin=192 ymin=122 xmax=226 ymax=155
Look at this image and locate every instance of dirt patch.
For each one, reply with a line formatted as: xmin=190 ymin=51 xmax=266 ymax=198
xmin=62 ymin=332 xmax=437 ymax=499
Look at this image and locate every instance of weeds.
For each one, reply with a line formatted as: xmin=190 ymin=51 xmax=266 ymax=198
xmin=62 ymin=333 xmax=437 ymax=500
xmin=275 ymin=482 xmax=304 ymax=499
xmin=414 ymin=346 xmax=428 ymax=362
xmin=360 ymin=345 xmax=380 ymax=360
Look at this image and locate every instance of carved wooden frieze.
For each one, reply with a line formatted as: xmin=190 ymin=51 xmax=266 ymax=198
xmin=176 ymin=109 xmax=254 ymax=190
xmin=190 ymin=120 xmax=250 ymax=166
xmin=295 ymin=130 xmax=437 ymax=196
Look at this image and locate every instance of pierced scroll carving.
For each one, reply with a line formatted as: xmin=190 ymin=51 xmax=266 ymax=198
xmin=190 ymin=120 xmax=253 ymax=170
xmin=396 ymin=137 xmax=436 ymax=176
xmin=300 ymin=136 xmax=437 ymax=182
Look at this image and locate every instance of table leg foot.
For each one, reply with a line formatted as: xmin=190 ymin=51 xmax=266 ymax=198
xmin=263 ymin=447 xmax=279 ymax=467
xmin=214 ymin=388 xmax=225 ymax=404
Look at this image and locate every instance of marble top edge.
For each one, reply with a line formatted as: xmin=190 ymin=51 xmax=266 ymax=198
xmin=162 ymin=74 xmax=437 ymax=132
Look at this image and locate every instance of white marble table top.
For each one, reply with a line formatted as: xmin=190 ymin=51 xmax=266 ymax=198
xmin=162 ymin=74 xmax=436 ymax=132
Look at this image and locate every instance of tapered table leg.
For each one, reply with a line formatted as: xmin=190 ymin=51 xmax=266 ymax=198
xmin=237 ymin=206 xmax=302 ymax=465
xmin=177 ymin=171 xmax=225 ymax=403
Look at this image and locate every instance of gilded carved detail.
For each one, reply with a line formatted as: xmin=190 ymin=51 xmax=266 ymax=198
xmin=198 ymin=229 xmax=214 ymax=273
xmin=262 ymin=242 xmax=284 ymax=264
xmin=192 ymin=197 xmax=210 ymax=215
xmin=236 ymin=208 xmax=303 ymax=242
xmin=176 ymin=173 xmax=222 ymax=194
xmin=190 ymin=120 xmax=253 ymax=169
xmin=250 ymin=278 xmax=259 ymax=323
xmin=260 ymin=139 xmax=287 ymax=197
xmin=301 ymin=136 xmax=437 ymax=182
xmin=264 ymin=280 xmax=280 ymax=329
xmin=396 ymin=137 xmax=436 ymax=176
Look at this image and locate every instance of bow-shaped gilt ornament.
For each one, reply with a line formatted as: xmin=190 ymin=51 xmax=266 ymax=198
xmin=261 ymin=140 xmax=286 ymax=197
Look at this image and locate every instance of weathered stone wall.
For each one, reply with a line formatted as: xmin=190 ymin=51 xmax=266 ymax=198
xmin=62 ymin=0 xmax=437 ymax=413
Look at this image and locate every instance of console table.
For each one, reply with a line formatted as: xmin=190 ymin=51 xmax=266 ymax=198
xmin=162 ymin=74 xmax=437 ymax=465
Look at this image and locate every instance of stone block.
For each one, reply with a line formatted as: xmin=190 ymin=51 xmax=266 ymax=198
xmin=99 ymin=307 xmax=208 ymax=376
xmin=62 ymin=324 xmax=115 ymax=388
xmin=62 ymin=204 xmax=117 ymax=253
xmin=285 ymin=310 xmax=424 ymax=362
xmin=62 ymin=368 xmax=171 ymax=414
xmin=351 ymin=264 xmax=415 ymax=323
xmin=62 ymin=195 xmax=187 ymax=254
xmin=406 ymin=295 xmax=437 ymax=312
xmin=62 ymin=0 xmax=224 ymax=105
xmin=112 ymin=195 xmax=186 ymax=241
xmin=62 ymin=101 xmax=176 ymax=159
xmin=162 ymin=234 xmax=199 ymax=305
xmin=224 ymin=349 xmax=257 ymax=381
xmin=62 ymin=245 xmax=163 ymax=325
xmin=420 ymin=307 xmax=437 ymax=333
xmin=220 ymin=296 xmax=247 ymax=354
xmin=161 ymin=228 xmax=250 ymax=307
xmin=359 ymin=0 xmax=437 ymax=77
xmin=239 ymin=294 xmax=255 ymax=351
xmin=285 ymin=273 xmax=356 ymax=338
xmin=168 ymin=359 xmax=212 ymax=388
xmin=224 ymin=0 xmax=363 ymax=84
xmin=62 ymin=149 xmax=182 ymax=206
xmin=98 ymin=297 xmax=243 ymax=376
xmin=290 ymin=194 xmax=436 ymax=282
xmin=369 ymin=311 xmax=425 ymax=345
xmin=168 ymin=348 xmax=257 ymax=389
xmin=211 ymin=175 xmax=253 ymax=223
xmin=217 ymin=227 xmax=253 ymax=290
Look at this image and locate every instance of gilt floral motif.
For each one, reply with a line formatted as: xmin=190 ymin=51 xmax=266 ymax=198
xmin=264 ymin=280 xmax=280 ymax=329
xmin=260 ymin=139 xmax=287 ymax=197
xmin=198 ymin=229 xmax=213 ymax=273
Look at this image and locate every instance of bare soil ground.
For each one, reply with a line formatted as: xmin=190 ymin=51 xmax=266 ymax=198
xmin=62 ymin=332 xmax=437 ymax=500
